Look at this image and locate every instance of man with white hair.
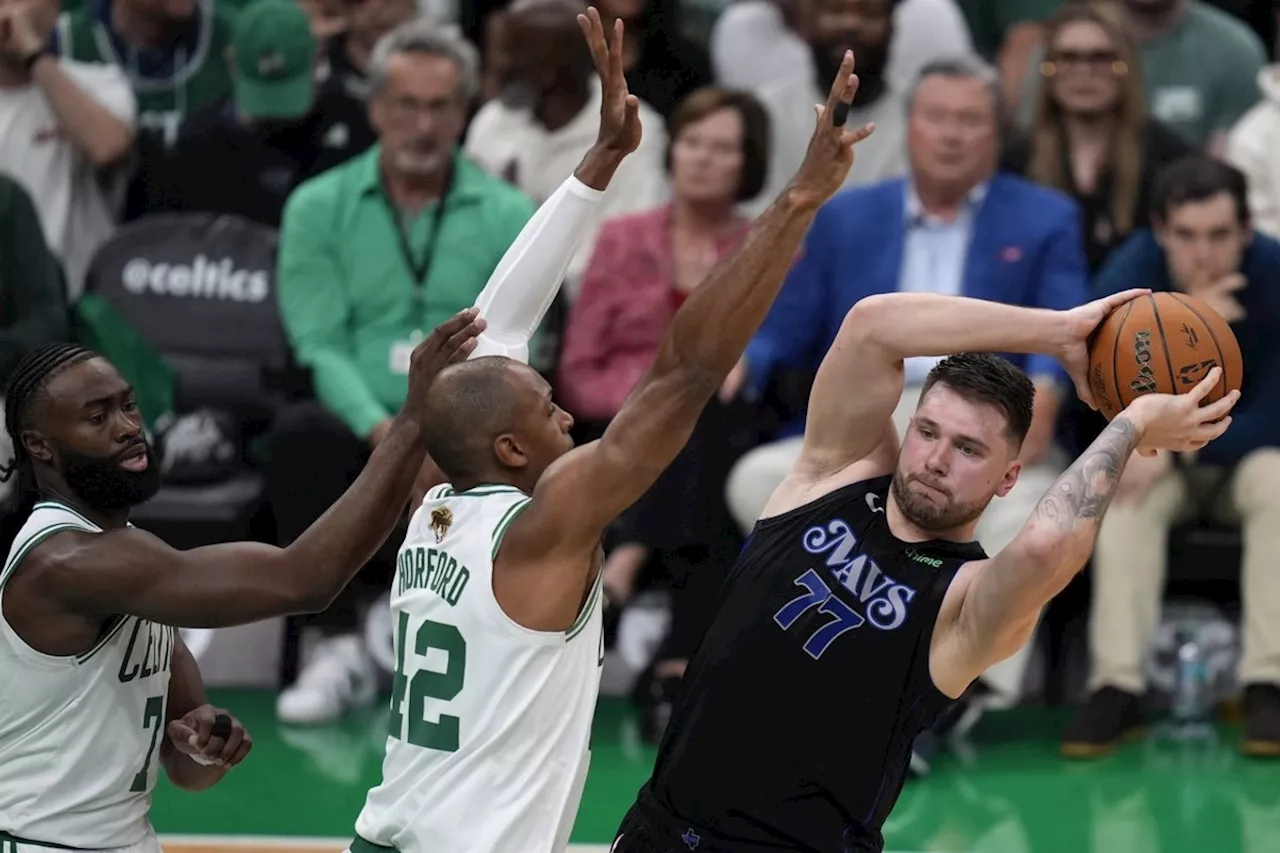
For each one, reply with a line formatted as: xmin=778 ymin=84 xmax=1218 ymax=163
xmin=269 ymin=17 xmax=535 ymax=725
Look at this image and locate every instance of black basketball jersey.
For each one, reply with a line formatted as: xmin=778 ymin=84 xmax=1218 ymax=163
xmin=633 ymin=476 xmax=987 ymax=852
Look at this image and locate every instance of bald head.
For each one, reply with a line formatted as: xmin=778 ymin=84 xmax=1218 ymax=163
xmin=422 ymin=357 xmax=524 ymax=483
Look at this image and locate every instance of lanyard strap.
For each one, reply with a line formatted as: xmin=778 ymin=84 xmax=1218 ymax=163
xmin=384 ymin=166 xmax=455 ymax=291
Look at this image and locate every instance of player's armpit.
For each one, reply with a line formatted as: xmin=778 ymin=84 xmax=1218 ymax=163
xmin=764 ymin=418 xmax=898 ymax=519
xmin=30 ymin=528 xmax=332 ymax=628
xmin=165 ymin=634 xmax=208 ymax=722
xmin=791 ymin=296 xmax=907 ymax=483
xmin=500 ymin=368 xmax=713 ymax=570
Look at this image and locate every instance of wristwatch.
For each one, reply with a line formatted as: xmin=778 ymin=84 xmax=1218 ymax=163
xmin=22 ymin=46 xmax=54 ymax=72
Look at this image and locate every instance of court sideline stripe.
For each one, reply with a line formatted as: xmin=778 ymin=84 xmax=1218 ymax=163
xmin=158 ymin=836 xmax=934 ymax=853
xmin=158 ymin=839 xmax=613 ymax=852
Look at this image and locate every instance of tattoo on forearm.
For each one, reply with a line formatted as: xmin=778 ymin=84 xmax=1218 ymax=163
xmin=1033 ymin=416 xmax=1140 ymax=532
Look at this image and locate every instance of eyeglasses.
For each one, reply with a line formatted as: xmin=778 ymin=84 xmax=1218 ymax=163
xmin=1041 ymin=49 xmax=1128 ymax=77
xmin=383 ymin=94 xmax=460 ymax=121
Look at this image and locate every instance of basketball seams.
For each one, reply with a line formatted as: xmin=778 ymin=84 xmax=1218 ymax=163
xmin=1168 ymin=292 xmax=1229 ymax=399
xmin=1146 ymin=294 xmax=1180 ymax=398
xmin=1110 ymin=298 xmax=1136 ymax=410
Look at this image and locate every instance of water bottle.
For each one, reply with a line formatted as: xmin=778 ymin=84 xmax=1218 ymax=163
xmin=1171 ymin=628 xmax=1213 ymax=731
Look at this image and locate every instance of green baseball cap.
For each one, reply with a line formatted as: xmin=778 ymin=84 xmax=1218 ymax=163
xmin=231 ymin=0 xmax=317 ymax=120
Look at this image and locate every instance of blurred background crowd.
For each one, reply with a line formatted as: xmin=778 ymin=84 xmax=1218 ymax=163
xmin=2 ymin=0 xmax=1280 ymax=779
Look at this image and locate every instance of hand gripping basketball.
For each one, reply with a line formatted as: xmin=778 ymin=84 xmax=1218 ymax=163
xmin=1084 ymin=291 xmax=1244 ymax=421
xmin=1124 ymin=367 xmax=1240 ymax=456
xmin=1056 ymin=288 xmax=1150 ymax=412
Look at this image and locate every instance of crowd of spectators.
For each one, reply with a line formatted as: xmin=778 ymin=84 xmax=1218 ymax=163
xmin=2 ymin=0 xmax=1279 ymax=764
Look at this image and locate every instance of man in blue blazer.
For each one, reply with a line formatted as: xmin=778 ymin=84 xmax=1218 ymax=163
xmin=722 ymin=56 xmax=1090 ymax=715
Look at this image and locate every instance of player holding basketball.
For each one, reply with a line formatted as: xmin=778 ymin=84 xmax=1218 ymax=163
xmin=343 ymin=9 xmax=875 ymax=853
xmin=612 ymin=293 xmax=1240 ymax=852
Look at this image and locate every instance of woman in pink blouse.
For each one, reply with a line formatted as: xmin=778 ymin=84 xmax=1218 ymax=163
xmin=558 ymin=86 xmax=770 ymax=743
xmin=558 ymin=86 xmax=770 ymax=421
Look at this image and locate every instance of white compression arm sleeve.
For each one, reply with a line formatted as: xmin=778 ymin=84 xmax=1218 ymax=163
xmin=469 ymin=176 xmax=605 ymax=362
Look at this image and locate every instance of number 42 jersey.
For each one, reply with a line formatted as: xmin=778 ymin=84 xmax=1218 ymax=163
xmin=638 ymin=476 xmax=987 ymax=853
xmin=354 ymin=483 xmax=604 ymax=853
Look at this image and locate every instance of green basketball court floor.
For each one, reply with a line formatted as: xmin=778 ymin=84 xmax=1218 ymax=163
xmin=151 ymin=690 xmax=1280 ymax=853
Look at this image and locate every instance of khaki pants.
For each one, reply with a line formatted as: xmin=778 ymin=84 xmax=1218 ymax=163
xmin=724 ymin=384 xmax=1064 ymax=702
xmin=1089 ymin=449 xmax=1280 ymax=693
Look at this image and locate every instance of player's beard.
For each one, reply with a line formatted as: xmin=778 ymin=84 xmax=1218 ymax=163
xmin=891 ymin=469 xmax=988 ymax=533
xmin=61 ymin=442 xmax=162 ymax=511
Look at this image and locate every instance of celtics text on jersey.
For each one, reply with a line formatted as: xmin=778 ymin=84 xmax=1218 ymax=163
xmin=0 ymin=502 xmax=174 ymax=850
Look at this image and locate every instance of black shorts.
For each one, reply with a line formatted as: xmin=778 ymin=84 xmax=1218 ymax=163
xmin=613 ymin=803 xmax=707 ymax=853
xmin=613 ymin=794 xmax=884 ymax=852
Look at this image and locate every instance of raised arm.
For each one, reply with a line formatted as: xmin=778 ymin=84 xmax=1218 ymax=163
xmin=789 ymin=289 xmax=1148 ymax=486
xmin=933 ymin=369 xmax=1240 ymax=698
xmin=20 ymin=312 xmax=484 ymax=629
xmin=467 ymin=8 xmax=639 ymax=363
xmin=501 ymin=39 xmax=875 ymax=577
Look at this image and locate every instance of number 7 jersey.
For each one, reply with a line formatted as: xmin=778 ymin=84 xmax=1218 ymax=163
xmin=0 ymin=502 xmax=173 ymax=849
xmin=354 ymin=483 xmax=604 ymax=853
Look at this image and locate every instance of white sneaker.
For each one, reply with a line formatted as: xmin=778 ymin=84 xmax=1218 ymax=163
xmin=276 ymin=634 xmax=378 ymax=725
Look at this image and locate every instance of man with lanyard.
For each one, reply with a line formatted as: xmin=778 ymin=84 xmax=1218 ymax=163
xmin=269 ymin=17 xmax=536 ymax=727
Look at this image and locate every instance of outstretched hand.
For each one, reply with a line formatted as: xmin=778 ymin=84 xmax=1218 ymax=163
xmin=578 ymin=6 xmax=642 ymax=156
xmin=1056 ymin=288 xmax=1149 ymax=410
xmin=788 ymin=49 xmax=876 ymax=208
xmin=403 ymin=308 xmax=487 ymax=423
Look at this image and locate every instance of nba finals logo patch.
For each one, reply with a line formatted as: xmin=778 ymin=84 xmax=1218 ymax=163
xmin=430 ymin=507 xmax=453 ymax=543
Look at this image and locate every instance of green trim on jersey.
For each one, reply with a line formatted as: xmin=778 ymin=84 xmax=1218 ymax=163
xmin=0 ymin=830 xmax=88 ymax=849
xmin=0 ymin=524 xmax=84 ymax=588
xmin=32 ymin=501 xmax=98 ymax=530
xmin=566 ymin=572 xmax=603 ymax=641
xmin=350 ymin=835 xmax=395 ymax=853
xmin=439 ymin=484 xmax=525 ymax=499
xmin=489 ymin=498 xmax=532 ymax=561
xmin=76 ymin=614 xmax=131 ymax=664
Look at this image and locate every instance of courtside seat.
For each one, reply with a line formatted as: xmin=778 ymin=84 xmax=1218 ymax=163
xmin=78 ymin=212 xmax=294 ymax=548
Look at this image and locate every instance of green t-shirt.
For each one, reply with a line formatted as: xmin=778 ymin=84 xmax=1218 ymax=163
xmin=958 ymin=0 xmax=1066 ymax=59
xmin=1017 ymin=2 xmax=1267 ymax=147
xmin=54 ymin=0 xmax=236 ymax=149
xmin=1138 ymin=2 xmax=1267 ymax=145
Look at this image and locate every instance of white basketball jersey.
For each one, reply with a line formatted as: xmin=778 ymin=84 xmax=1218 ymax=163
xmin=354 ymin=483 xmax=604 ymax=853
xmin=0 ymin=502 xmax=174 ymax=849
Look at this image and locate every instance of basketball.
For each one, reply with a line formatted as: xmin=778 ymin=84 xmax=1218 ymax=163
xmin=1086 ymin=292 xmax=1243 ymax=422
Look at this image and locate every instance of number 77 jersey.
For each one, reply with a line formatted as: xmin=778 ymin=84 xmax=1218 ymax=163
xmin=637 ymin=475 xmax=988 ymax=852
xmin=354 ymin=483 xmax=604 ymax=853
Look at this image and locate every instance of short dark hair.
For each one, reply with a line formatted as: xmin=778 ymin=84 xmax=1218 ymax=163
xmin=421 ymin=357 xmax=521 ymax=482
xmin=1151 ymin=156 xmax=1250 ymax=226
xmin=665 ymin=87 xmax=771 ymax=202
xmin=0 ymin=342 xmax=100 ymax=552
xmin=920 ymin=353 xmax=1035 ymax=448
